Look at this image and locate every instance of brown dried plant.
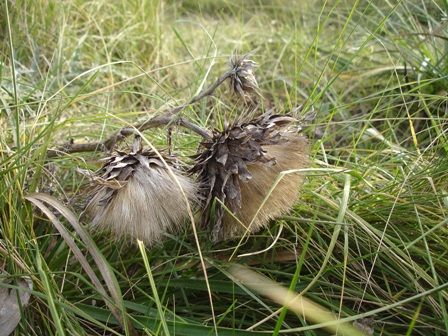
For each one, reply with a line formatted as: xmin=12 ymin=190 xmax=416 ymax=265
xmin=85 ymin=137 xmax=197 ymax=245
xmin=192 ymin=113 xmax=309 ymax=241
xmin=45 ymin=53 xmax=311 ymax=244
xmin=229 ymin=53 xmax=261 ymax=103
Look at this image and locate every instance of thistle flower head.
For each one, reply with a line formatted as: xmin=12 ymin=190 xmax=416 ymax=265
xmin=192 ymin=113 xmax=309 ymax=241
xmin=229 ymin=53 xmax=260 ymax=102
xmin=85 ymin=137 xmax=197 ymax=245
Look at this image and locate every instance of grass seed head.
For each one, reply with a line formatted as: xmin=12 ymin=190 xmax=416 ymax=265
xmin=192 ymin=113 xmax=309 ymax=241
xmin=85 ymin=138 xmax=197 ymax=245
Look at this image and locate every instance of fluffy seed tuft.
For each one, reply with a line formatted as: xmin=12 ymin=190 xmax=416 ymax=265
xmin=85 ymin=139 xmax=197 ymax=245
xmin=192 ymin=113 xmax=309 ymax=241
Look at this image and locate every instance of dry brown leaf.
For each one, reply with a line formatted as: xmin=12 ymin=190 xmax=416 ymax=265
xmin=0 ymin=276 xmax=32 ymax=336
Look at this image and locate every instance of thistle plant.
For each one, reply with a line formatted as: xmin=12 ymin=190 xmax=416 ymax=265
xmin=191 ymin=113 xmax=309 ymax=241
xmin=48 ymin=53 xmax=311 ymax=243
xmin=85 ymin=136 xmax=197 ymax=245
xmin=229 ymin=53 xmax=260 ymax=103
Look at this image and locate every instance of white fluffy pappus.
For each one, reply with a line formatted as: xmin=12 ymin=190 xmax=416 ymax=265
xmin=85 ymin=152 xmax=197 ymax=246
xmin=192 ymin=113 xmax=310 ymax=241
xmin=223 ymin=133 xmax=309 ymax=238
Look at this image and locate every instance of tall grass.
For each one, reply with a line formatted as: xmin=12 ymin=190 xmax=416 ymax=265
xmin=1 ymin=0 xmax=447 ymax=335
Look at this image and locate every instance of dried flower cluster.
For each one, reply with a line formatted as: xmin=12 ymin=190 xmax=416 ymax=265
xmin=82 ymin=54 xmax=311 ymax=245
xmin=229 ymin=54 xmax=260 ymax=103
xmin=85 ymin=138 xmax=197 ymax=245
xmin=192 ymin=114 xmax=309 ymax=241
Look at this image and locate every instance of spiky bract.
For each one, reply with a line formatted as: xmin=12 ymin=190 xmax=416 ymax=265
xmin=85 ymin=142 xmax=197 ymax=245
xmin=192 ymin=113 xmax=309 ymax=241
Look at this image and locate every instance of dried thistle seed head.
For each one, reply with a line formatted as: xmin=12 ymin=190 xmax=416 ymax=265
xmin=192 ymin=113 xmax=309 ymax=241
xmin=229 ymin=53 xmax=260 ymax=102
xmin=85 ymin=141 xmax=197 ymax=246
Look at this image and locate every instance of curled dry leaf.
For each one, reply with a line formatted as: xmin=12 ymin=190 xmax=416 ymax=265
xmin=25 ymin=193 xmax=136 ymax=334
xmin=85 ymin=137 xmax=197 ymax=245
xmin=0 ymin=276 xmax=32 ymax=336
xmin=192 ymin=113 xmax=309 ymax=241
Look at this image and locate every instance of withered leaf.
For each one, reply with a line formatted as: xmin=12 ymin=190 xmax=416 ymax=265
xmin=0 ymin=276 xmax=33 ymax=336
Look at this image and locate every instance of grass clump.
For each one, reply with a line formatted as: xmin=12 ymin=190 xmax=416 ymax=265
xmin=1 ymin=0 xmax=447 ymax=335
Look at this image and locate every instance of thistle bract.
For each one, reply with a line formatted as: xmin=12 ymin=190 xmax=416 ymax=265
xmin=85 ymin=140 xmax=197 ymax=245
xmin=229 ymin=54 xmax=260 ymax=102
xmin=192 ymin=113 xmax=309 ymax=241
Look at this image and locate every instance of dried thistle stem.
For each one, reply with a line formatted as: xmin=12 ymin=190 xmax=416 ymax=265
xmin=47 ymin=69 xmax=234 ymax=158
